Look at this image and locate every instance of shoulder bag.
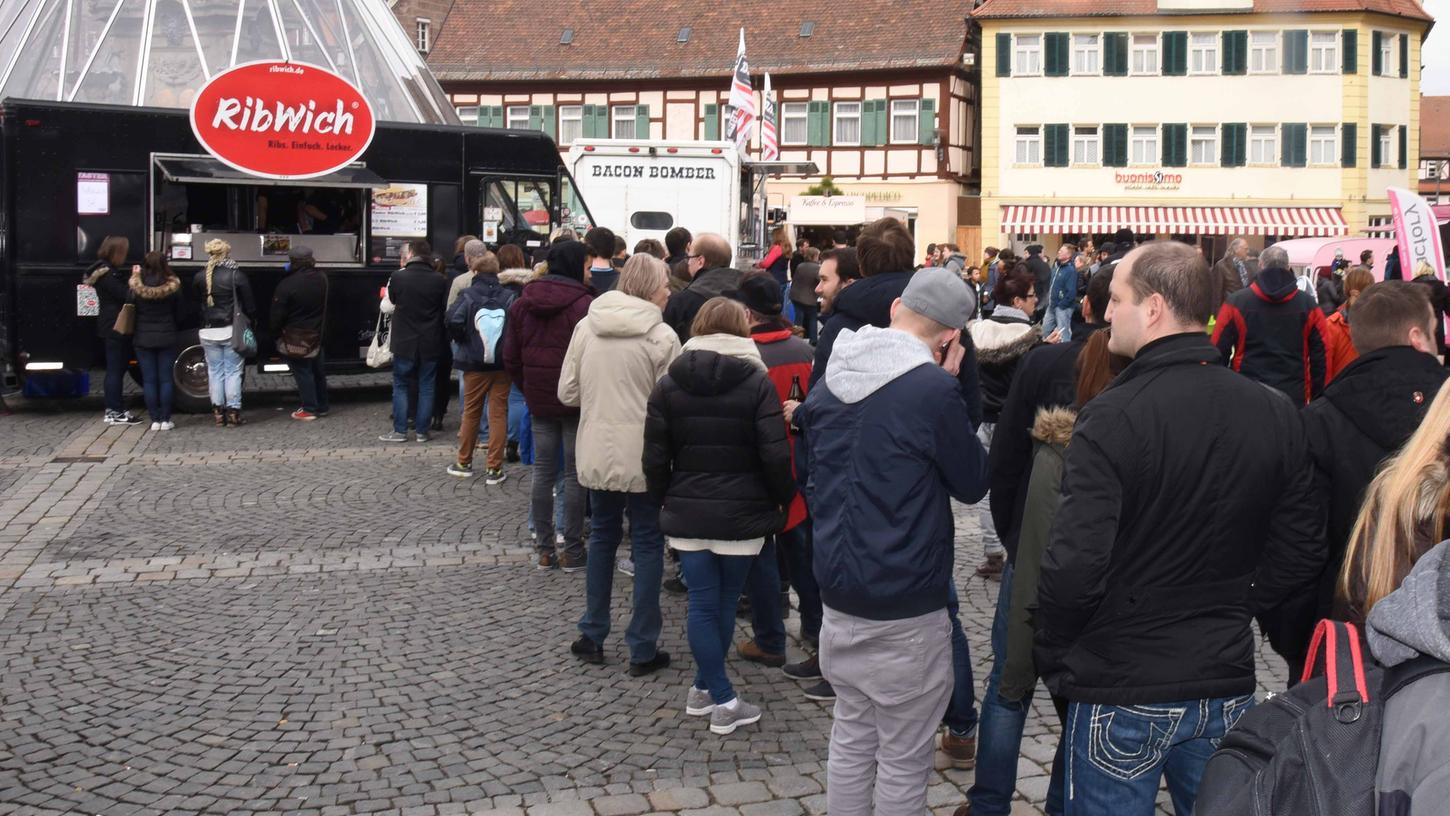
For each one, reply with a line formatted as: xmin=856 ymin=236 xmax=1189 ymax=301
xmin=112 ymin=288 xmax=135 ymax=336
xmin=276 ymin=273 xmax=326 ymax=359
xmin=229 ymin=266 xmax=257 ymax=357
xmin=366 ymin=278 xmax=394 ymax=368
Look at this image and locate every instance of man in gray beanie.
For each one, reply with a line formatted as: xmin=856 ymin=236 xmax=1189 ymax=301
xmin=794 ymin=263 xmax=989 ymax=816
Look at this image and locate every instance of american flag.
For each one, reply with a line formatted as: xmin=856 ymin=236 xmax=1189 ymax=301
xmin=724 ymin=28 xmax=755 ymax=155
xmin=760 ymin=73 xmax=778 ymax=161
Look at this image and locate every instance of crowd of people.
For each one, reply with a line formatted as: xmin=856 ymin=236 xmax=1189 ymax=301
xmin=81 ymin=214 xmax=1450 ymax=814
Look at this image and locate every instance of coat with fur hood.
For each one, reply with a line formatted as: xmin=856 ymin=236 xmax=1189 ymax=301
xmin=129 ymin=270 xmax=187 ymax=349
xmin=643 ymin=333 xmax=795 ymax=548
xmin=970 ymin=310 xmax=1042 ymax=423
xmin=558 ymin=290 xmax=681 ymax=493
xmin=1001 ymin=406 xmax=1075 ymax=702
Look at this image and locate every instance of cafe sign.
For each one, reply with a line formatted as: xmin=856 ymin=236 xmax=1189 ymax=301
xmin=189 ymin=61 xmax=376 ymax=180
xmin=789 ymin=195 xmax=867 ymax=225
xmin=1114 ymin=169 xmax=1184 ymax=192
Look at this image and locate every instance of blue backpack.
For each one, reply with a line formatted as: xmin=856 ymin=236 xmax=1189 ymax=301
xmin=447 ymin=280 xmax=515 ymax=368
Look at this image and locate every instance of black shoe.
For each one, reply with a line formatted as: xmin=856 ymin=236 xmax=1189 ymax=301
xmin=505 ymin=440 xmax=520 ymax=463
xmin=802 ymin=679 xmax=836 ymax=701
xmin=663 ymin=575 xmax=687 ymax=595
xmin=783 ymin=655 xmax=822 ymax=681
xmin=735 ymin=595 xmax=752 ymax=619
xmin=628 ymin=650 xmax=671 ymax=677
xmin=571 ymin=635 xmax=604 ymax=664
xmin=430 ymin=416 xmax=444 ymax=432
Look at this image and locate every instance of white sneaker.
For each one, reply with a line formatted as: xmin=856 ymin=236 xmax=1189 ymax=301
xmin=618 ymin=557 xmax=636 ymax=577
xmin=709 ymin=697 xmax=762 ymax=735
xmin=160 ymin=421 xmax=175 ymax=431
xmin=150 ymin=422 xmax=161 ymax=431
xmin=685 ymin=686 xmax=715 ymax=717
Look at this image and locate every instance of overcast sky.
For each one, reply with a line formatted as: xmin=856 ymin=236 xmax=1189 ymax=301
xmin=1425 ymin=0 xmax=1450 ymax=94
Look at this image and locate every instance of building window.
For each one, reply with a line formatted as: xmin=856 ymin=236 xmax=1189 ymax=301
xmin=1130 ymin=125 xmax=1158 ymax=164
xmin=1015 ymin=126 xmax=1041 ymax=165
xmin=1072 ymin=126 xmax=1099 ymax=164
xmin=1310 ymin=31 xmax=1338 ymax=73
xmin=1189 ymin=32 xmax=1218 ymax=74
xmin=506 ymin=105 xmax=530 ymax=130
xmin=720 ymin=104 xmax=735 ymax=139
xmin=1190 ymin=125 xmax=1218 ymax=164
xmin=1378 ymin=124 xmax=1393 ymax=167
xmin=612 ymin=105 xmax=637 ymax=139
xmin=1378 ymin=31 xmax=1393 ymax=75
xmin=1249 ymin=124 xmax=1278 ymax=164
xmin=415 ymin=19 xmax=430 ymax=54
xmin=889 ymin=100 xmax=920 ymax=144
xmin=558 ymin=105 xmax=582 ymax=144
xmin=1309 ymin=125 xmax=1337 ymax=164
xmin=1249 ymin=31 xmax=1279 ymax=74
xmin=455 ymin=106 xmax=478 ymax=123
xmin=781 ymin=102 xmax=809 ymax=145
xmin=1131 ymin=33 xmax=1159 ymax=75
xmin=834 ymin=102 xmax=861 ymax=146
xmin=1072 ymin=34 xmax=1101 ymax=74
xmin=1015 ymin=34 xmax=1042 ymax=76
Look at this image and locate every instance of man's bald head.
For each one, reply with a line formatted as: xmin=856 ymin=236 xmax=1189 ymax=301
xmin=692 ymin=233 xmax=732 ymax=270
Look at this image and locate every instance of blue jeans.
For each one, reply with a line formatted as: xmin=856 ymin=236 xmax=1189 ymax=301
xmin=391 ymin=355 xmax=437 ymax=434
xmin=744 ymin=535 xmax=786 ymax=655
xmin=1043 ymin=306 xmax=1073 ymax=341
xmin=1064 ymin=694 xmax=1256 ymax=816
xmin=779 ymin=522 xmax=822 ymax=645
xmin=944 ymin=582 xmax=980 ymax=736
xmin=969 ymin=563 xmax=1065 ymax=816
xmin=793 ymin=302 xmax=819 ymax=344
xmin=103 ymin=336 xmax=133 ymax=414
xmin=680 ymin=548 xmax=755 ymax=705
xmin=288 ymin=353 xmax=329 ymax=414
xmin=201 ymin=339 xmax=243 ymax=408
xmin=578 ymin=490 xmax=665 ymax=663
xmin=508 ymin=384 xmax=525 ymax=442
xmin=135 ymin=346 xmax=174 ymax=422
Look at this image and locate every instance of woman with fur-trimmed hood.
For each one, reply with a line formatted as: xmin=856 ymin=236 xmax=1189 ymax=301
xmin=970 ymin=262 xmax=1043 ymax=439
xmin=129 ymin=252 xmax=188 ymax=430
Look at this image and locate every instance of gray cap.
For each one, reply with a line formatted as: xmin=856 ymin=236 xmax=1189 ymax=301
xmin=901 ymin=266 xmax=976 ymax=329
xmin=288 ymin=245 xmax=314 ymax=262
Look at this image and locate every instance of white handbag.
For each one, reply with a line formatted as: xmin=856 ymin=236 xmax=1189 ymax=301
xmin=366 ymin=311 xmax=393 ymax=368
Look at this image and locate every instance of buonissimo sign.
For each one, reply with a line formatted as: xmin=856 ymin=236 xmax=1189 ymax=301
xmin=189 ymin=61 xmax=377 ymax=180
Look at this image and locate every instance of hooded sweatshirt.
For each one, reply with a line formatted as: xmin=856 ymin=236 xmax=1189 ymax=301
xmin=1368 ymin=540 xmax=1450 ymax=816
xmin=502 ymin=273 xmax=594 ymax=417
xmin=1212 ymin=265 xmax=1328 ymax=405
xmin=796 ymin=325 xmax=989 ymax=621
xmin=558 ymin=290 xmax=681 ymax=493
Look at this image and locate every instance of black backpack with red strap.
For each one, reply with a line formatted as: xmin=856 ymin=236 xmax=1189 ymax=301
xmin=1197 ymin=620 xmax=1450 ymax=816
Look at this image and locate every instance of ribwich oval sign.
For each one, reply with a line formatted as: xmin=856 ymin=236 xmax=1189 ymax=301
xmin=189 ymin=61 xmax=376 ymax=180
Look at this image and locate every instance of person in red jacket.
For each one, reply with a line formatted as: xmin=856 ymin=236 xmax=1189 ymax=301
xmin=502 ymin=240 xmax=595 ymax=571
xmin=1211 ymin=245 xmax=1328 ymax=405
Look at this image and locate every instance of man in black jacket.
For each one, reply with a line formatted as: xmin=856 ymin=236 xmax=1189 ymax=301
xmin=269 ymin=246 xmax=329 ymax=420
xmin=1266 ymin=281 xmax=1448 ymax=678
xmin=1024 ymin=244 xmax=1050 ymax=321
xmin=662 ymin=233 xmax=739 ymax=341
xmin=381 ymin=240 xmax=449 ymax=443
xmin=1035 ymin=241 xmax=1322 ymax=815
xmin=1212 ymin=244 xmax=1328 ymax=405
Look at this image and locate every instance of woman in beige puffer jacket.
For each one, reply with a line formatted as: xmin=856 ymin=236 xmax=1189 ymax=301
xmin=558 ymin=253 xmax=681 ymax=673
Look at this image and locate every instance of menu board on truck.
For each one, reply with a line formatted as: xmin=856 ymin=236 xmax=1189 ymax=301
xmin=370 ymin=183 xmax=428 ymax=237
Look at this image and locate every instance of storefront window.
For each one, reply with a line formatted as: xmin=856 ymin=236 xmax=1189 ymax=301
xmin=1073 ymin=34 xmax=1100 ymax=75
xmin=1190 ymin=32 xmax=1218 ymax=74
xmin=1130 ymin=125 xmax=1158 ymax=165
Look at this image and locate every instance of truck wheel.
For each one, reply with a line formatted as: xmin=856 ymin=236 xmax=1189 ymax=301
xmin=172 ymin=344 xmax=211 ymax=414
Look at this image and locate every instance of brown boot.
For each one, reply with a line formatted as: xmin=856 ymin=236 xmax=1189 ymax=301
xmin=940 ymin=729 xmax=977 ymax=769
xmin=736 ymin=639 xmax=787 ymax=668
xmin=212 ymin=406 xmax=227 ymax=427
xmin=226 ymin=408 xmax=244 ymax=426
xmin=975 ymin=553 xmax=1005 ymax=580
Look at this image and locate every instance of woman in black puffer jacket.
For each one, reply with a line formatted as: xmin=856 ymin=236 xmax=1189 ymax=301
xmin=643 ymin=297 xmax=795 ymax=736
xmin=130 ymin=252 xmax=187 ymax=430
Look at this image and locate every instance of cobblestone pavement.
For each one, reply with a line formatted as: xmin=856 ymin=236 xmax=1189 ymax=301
xmin=0 ymin=387 xmax=1287 ymax=816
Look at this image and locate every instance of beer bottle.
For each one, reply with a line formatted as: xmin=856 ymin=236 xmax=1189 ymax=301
xmin=787 ymin=375 xmax=805 ymax=402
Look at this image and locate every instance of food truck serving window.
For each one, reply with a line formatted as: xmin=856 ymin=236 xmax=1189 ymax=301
xmin=151 ymin=154 xmax=385 ymax=265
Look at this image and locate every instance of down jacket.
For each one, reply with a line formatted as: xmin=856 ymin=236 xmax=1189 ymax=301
xmin=503 ymin=274 xmax=593 ymax=418
xmin=129 ymin=271 xmax=187 ymax=350
xmin=558 ymin=290 xmax=681 ymax=493
xmin=970 ymin=309 xmax=1042 ymax=424
xmin=643 ymin=333 xmax=795 ymax=544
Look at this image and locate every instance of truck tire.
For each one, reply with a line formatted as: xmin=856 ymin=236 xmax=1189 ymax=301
xmin=172 ymin=344 xmax=211 ymax=414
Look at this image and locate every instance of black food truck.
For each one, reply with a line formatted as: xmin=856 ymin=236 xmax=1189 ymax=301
xmin=0 ymin=98 xmax=595 ymax=410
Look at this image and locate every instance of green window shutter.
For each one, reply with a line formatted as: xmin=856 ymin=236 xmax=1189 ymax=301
xmin=860 ymin=100 xmax=877 ymax=146
xmin=996 ymin=33 xmax=1012 ymax=76
xmin=1044 ymin=32 xmax=1069 ymax=76
xmin=1342 ymin=29 xmax=1358 ymax=74
xmin=635 ymin=104 xmax=650 ymax=139
xmin=1371 ymin=125 xmax=1382 ymax=167
xmin=581 ymin=105 xmax=598 ymax=138
xmin=1162 ymin=124 xmax=1187 ymax=167
xmin=1222 ymin=123 xmax=1246 ymax=167
xmin=491 ymin=106 xmax=505 ymax=129
xmin=1399 ymin=124 xmax=1408 ymax=168
xmin=1103 ymin=123 xmax=1128 ymax=167
xmin=1163 ymin=31 xmax=1188 ymax=76
xmin=540 ymin=105 xmax=556 ymax=138
xmin=704 ymin=103 xmax=719 ymax=142
xmin=528 ymin=105 xmax=543 ymax=131
xmin=876 ymin=100 xmax=889 ymax=146
xmin=1284 ymin=30 xmax=1308 ymax=74
xmin=1341 ymin=122 xmax=1357 ymax=167
xmin=918 ymin=98 xmax=936 ymax=145
xmin=805 ymin=101 xmax=827 ymax=146
xmin=1222 ymin=31 xmax=1247 ymax=75
xmin=1104 ymin=32 xmax=1128 ymax=76
xmin=1282 ymin=123 xmax=1306 ymax=167
xmin=473 ymin=107 xmax=485 ymax=127
xmin=1044 ymin=124 xmax=1069 ymax=167
xmin=1372 ymin=31 xmax=1382 ymax=75
xmin=1399 ymin=33 xmax=1409 ymax=78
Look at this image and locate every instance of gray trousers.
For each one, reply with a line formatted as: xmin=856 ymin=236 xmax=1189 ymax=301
xmin=820 ymin=604 xmax=953 ymax=816
xmin=530 ymin=415 xmax=585 ymax=557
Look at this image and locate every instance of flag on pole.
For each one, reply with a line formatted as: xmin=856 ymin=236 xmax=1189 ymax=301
xmin=760 ymin=73 xmax=779 ymax=161
xmin=1388 ymin=186 xmax=1447 ymax=280
xmin=724 ymin=28 xmax=755 ymax=155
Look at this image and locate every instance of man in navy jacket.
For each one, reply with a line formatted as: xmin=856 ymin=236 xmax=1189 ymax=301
xmin=796 ymin=264 xmax=988 ymax=816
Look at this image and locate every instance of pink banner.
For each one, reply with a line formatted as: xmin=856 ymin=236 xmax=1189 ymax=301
xmin=1388 ymin=186 xmax=1447 ymax=280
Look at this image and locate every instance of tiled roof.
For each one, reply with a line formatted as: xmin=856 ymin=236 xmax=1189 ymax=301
xmin=1423 ymin=96 xmax=1450 ymax=158
xmin=971 ymin=0 xmax=1433 ymax=21
xmin=427 ymin=0 xmax=968 ymax=82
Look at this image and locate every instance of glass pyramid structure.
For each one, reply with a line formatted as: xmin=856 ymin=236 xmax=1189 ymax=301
xmin=0 ymin=0 xmax=458 ymax=124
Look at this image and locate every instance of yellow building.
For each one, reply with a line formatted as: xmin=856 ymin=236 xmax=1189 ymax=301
xmin=972 ymin=0 xmax=1433 ymax=257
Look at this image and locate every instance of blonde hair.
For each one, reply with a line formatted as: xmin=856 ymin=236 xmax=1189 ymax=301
xmin=1414 ymin=260 xmax=1436 ymax=279
xmin=1339 ymin=377 xmax=1450 ymax=619
xmin=203 ymin=239 xmax=231 ymax=307
xmin=618 ymin=254 xmax=668 ymax=302
xmin=690 ymin=297 xmax=750 ymax=338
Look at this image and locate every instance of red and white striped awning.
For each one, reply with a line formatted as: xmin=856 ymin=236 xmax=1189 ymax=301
xmin=1000 ymin=205 xmax=1348 ymax=237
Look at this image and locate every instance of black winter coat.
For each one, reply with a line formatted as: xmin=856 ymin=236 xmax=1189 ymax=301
xmin=970 ymin=312 xmax=1042 ymax=424
xmin=1411 ymin=274 xmax=1450 ymax=355
xmin=1025 ymin=252 xmax=1051 ymax=316
xmin=387 ymin=259 xmax=449 ymax=360
xmin=129 ymin=271 xmax=187 ymax=350
xmin=1034 ymin=333 xmax=1324 ymax=705
xmin=88 ymin=261 xmax=131 ymax=340
xmin=269 ymin=268 xmax=328 ymax=337
xmin=192 ymin=261 xmax=255 ymax=329
xmin=662 ymin=267 xmax=743 ymax=341
xmin=643 ymin=349 xmax=796 ymax=540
